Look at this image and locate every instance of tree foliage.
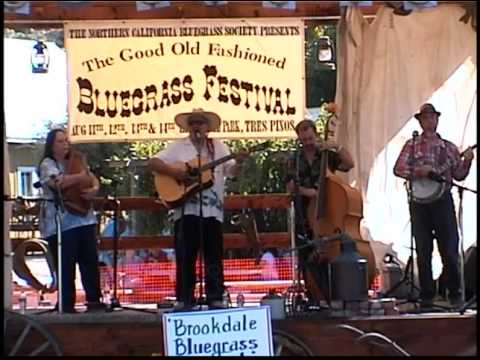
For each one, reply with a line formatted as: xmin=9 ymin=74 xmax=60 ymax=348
xmin=10 ymin=23 xmax=337 ymax=238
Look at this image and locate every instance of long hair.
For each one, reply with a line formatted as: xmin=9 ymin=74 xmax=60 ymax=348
xmin=37 ymin=128 xmax=65 ymax=174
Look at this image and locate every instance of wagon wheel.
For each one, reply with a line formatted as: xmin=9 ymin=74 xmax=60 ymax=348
xmin=4 ymin=310 xmax=63 ymax=356
xmin=273 ymin=329 xmax=314 ymax=356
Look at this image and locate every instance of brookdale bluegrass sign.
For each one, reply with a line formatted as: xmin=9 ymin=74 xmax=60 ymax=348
xmin=64 ymin=19 xmax=305 ymax=143
xmin=162 ymin=306 xmax=273 ymax=356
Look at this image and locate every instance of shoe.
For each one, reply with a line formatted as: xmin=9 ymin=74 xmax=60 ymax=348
xmin=173 ymin=301 xmax=194 ymax=312
xmin=208 ymin=300 xmax=228 ymax=310
xmin=449 ymin=297 xmax=463 ymax=308
xmin=419 ymin=299 xmax=434 ymax=309
xmin=54 ymin=304 xmax=77 ymax=314
xmin=86 ymin=302 xmax=107 ymax=313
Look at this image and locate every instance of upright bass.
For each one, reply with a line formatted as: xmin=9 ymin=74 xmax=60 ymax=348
xmin=303 ymin=114 xmax=376 ymax=302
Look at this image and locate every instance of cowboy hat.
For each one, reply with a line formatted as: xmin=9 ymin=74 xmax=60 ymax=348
xmin=414 ymin=103 xmax=441 ymax=120
xmin=174 ymin=108 xmax=221 ymax=131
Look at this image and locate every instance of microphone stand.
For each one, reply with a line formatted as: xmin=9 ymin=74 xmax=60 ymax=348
xmin=107 ymin=182 xmax=121 ymax=311
xmin=281 ymin=233 xmax=347 ymax=256
xmin=385 ymin=132 xmax=421 ymax=305
xmin=451 ymin=182 xmax=477 ymax=310
xmin=51 ymin=180 xmax=65 ymax=314
xmin=290 ymin=144 xmax=304 ymax=287
xmin=104 ymin=176 xmax=156 ymax=314
xmin=195 ymin=138 xmax=206 ymax=309
xmin=285 ymin=143 xmax=312 ymax=314
xmin=27 ymin=175 xmax=65 ymax=313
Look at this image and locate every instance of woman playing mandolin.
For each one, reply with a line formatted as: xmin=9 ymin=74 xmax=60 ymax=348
xmin=38 ymin=128 xmax=104 ymax=313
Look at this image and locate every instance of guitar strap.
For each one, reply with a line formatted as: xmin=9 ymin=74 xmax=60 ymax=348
xmin=206 ymin=137 xmax=215 ymax=162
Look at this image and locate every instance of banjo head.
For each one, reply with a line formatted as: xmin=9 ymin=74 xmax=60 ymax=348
xmin=412 ymin=178 xmax=446 ymax=204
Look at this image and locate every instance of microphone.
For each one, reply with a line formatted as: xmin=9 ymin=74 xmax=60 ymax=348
xmin=33 ymin=175 xmax=57 ymax=189
xmin=194 ymin=130 xmax=202 ymax=141
xmin=428 ymin=171 xmax=445 ymax=183
xmin=412 ymin=130 xmax=419 ymax=138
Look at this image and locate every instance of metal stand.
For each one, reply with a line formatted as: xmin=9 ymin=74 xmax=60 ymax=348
xmin=103 ymin=174 xmax=155 ymax=314
xmin=458 ymin=295 xmax=476 ymax=314
xmin=384 ymin=181 xmax=421 ymax=306
xmin=284 ymin=145 xmax=310 ymax=315
xmin=386 ymin=134 xmax=422 ymax=307
xmin=106 ymin=192 xmax=121 ymax=312
xmin=284 ymin=198 xmax=308 ymax=316
xmin=35 ymin=186 xmax=66 ymax=314
xmin=195 ymin=146 xmax=207 ymax=308
xmin=452 ymin=182 xmax=476 ymax=304
xmin=52 ymin=182 xmax=65 ymax=314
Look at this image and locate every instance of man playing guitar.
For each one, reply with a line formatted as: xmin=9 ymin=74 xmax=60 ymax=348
xmin=148 ymin=108 xmax=248 ymax=311
xmin=393 ymin=103 xmax=475 ymax=309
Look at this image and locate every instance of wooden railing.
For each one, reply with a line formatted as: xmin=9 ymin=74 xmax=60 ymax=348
xmin=10 ymin=194 xmax=293 ymax=251
xmin=95 ymin=194 xmax=292 ymax=250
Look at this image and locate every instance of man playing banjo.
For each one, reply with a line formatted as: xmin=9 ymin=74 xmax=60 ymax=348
xmin=393 ymin=103 xmax=475 ymax=309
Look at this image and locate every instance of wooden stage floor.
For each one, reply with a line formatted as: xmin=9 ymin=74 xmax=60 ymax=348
xmin=4 ymin=303 xmax=476 ymax=356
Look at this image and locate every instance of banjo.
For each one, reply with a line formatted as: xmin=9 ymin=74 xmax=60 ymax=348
xmin=411 ymin=144 xmax=476 ymax=204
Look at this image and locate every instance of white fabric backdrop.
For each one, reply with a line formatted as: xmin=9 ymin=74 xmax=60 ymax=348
xmin=365 ymin=60 xmax=476 ymax=277
xmin=334 ymin=4 xmax=477 ymax=277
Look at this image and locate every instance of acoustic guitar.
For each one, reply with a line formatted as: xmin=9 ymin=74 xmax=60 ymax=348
xmin=154 ymin=141 xmax=270 ymax=208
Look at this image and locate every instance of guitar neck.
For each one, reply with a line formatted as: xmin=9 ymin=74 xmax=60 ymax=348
xmin=197 ymin=141 xmax=269 ymax=172
xmin=198 ymin=153 xmax=236 ymax=172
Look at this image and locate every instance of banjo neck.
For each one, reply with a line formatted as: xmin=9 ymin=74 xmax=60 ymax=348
xmin=429 ymin=143 xmax=476 ymax=177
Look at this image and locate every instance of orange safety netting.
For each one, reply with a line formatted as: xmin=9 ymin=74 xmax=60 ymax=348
xmin=100 ymin=257 xmax=294 ymax=304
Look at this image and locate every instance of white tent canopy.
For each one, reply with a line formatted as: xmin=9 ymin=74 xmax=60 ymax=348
xmin=335 ymin=4 xmax=477 ymax=277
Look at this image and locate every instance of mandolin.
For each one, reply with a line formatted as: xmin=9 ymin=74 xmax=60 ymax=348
xmin=154 ymin=141 xmax=270 ymax=208
xmin=63 ymin=150 xmax=94 ymax=216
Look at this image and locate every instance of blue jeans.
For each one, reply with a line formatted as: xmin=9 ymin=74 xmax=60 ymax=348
xmin=411 ymin=191 xmax=461 ymax=301
xmin=47 ymin=224 xmax=102 ymax=308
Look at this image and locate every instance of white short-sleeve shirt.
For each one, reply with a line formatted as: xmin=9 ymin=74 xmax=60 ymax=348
xmin=154 ymin=136 xmax=236 ymax=223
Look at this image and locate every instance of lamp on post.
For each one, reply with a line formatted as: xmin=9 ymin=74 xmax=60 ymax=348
xmin=317 ymin=36 xmax=334 ymax=63
xmin=31 ymin=41 xmax=50 ymax=74
xmin=316 ymin=36 xmax=335 ymax=70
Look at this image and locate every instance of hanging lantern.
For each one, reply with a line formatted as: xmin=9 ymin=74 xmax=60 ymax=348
xmin=31 ymin=41 xmax=50 ymax=74
xmin=317 ymin=36 xmax=334 ymax=63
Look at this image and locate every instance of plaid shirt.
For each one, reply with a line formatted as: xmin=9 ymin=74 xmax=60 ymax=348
xmin=286 ymin=147 xmax=341 ymax=237
xmin=286 ymin=147 xmax=341 ymax=187
xmin=393 ymin=133 xmax=471 ymax=187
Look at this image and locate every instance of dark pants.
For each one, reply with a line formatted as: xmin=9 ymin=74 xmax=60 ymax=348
xmin=174 ymin=215 xmax=224 ymax=305
xmin=47 ymin=224 xmax=102 ymax=309
xmin=411 ymin=191 xmax=460 ymax=301
xmin=297 ymin=228 xmax=330 ymax=304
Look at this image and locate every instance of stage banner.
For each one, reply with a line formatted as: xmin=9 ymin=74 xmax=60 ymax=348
xmin=162 ymin=306 xmax=273 ymax=356
xmin=64 ymin=19 xmax=305 ymax=143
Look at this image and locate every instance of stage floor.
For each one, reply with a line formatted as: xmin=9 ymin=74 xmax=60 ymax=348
xmin=4 ymin=303 xmax=477 ymax=356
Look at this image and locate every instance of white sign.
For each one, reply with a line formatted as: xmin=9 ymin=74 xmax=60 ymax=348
xmin=64 ymin=19 xmax=305 ymax=143
xmin=162 ymin=306 xmax=273 ymax=356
